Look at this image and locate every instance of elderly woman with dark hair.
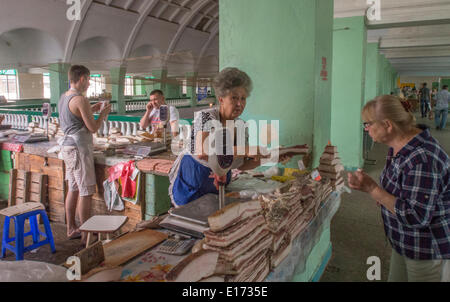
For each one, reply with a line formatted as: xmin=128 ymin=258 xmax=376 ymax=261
xmin=348 ymin=95 xmax=450 ymax=282
xmin=168 ymin=67 xmax=281 ymax=207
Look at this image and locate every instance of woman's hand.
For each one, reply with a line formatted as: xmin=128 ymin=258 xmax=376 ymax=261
xmin=279 ymin=154 xmax=292 ymax=164
xmin=347 ymin=169 xmax=378 ymax=193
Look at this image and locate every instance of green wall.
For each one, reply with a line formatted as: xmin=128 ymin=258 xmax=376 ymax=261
xmin=49 ymin=63 xmax=70 ymax=110
xmin=110 ymin=67 xmax=126 ymax=115
xmin=166 ymin=82 xmax=181 ymax=98
xmin=365 ymin=43 xmax=379 ymax=103
xmin=220 ymin=0 xmax=334 ymax=169
xmin=331 ymin=16 xmax=367 ymax=170
xmin=134 ymin=79 xmax=146 ymax=96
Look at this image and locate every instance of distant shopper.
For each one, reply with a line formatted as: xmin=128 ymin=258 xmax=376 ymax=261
xmin=419 ymin=83 xmax=432 ymax=118
xmin=348 ymin=95 xmax=450 ymax=282
xmin=59 ymin=65 xmax=111 ymax=245
xmin=435 ymin=85 xmax=449 ymax=130
xmin=140 ymin=90 xmax=179 ymax=138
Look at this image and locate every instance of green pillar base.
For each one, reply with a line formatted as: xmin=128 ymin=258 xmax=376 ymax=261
xmin=152 ymin=70 xmax=168 ymax=96
xmin=186 ymin=72 xmax=198 ymax=107
xmin=110 ymin=66 xmax=127 ymax=115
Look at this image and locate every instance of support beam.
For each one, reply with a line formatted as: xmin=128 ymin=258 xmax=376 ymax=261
xmin=221 ymin=0 xmax=334 ymax=169
xmin=163 ymin=0 xmax=211 ymax=69
xmin=122 ymin=0 xmax=159 ymax=61
xmin=124 ymin=0 xmax=135 ymax=11
xmin=381 ymin=46 xmax=450 ymax=59
xmin=192 ymin=2 xmax=218 ymax=28
xmin=202 ymin=11 xmax=218 ymax=32
xmin=110 ymin=66 xmax=127 ymax=115
xmin=49 ymin=63 xmax=71 ymax=109
xmin=331 ymin=16 xmax=367 ymax=170
xmin=64 ymin=0 xmax=93 ymax=63
xmin=169 ymin=0 xmax=191 ymax=22
xmin=194 ymin=24 xmax=218 ymax=72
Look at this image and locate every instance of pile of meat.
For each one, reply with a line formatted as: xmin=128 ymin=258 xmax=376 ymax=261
xmin=318 ymin=145 xmax=345 ymax=190
xmin=258 ymin=171 xmax=333 ymax=268
xmin=136 ymin=158 xmax=174 ymax=174
xmin=166 ymin=152 xmax=339 ymax=282
xmin=202 ymin=201 xmax=272 ymax=282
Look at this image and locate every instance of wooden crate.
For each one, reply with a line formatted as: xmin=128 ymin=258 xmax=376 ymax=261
xmin=15 ymin=153 xmax=66 ymax=223
xmin=8 ymin=169 xmax=47 ymax=207
xmin=14 ymin=153 xmax=146 ymax=228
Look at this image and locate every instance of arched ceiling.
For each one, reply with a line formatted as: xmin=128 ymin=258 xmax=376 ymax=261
xmin=1 ymin=0 xmax=450 ymax=77
xmin=335 ymin=0 xmax=450 ymax=77
xmin=95 ymin=0 xmax=218 ymax=33
xmin=0 ymin=0 xmax=220 ymax=77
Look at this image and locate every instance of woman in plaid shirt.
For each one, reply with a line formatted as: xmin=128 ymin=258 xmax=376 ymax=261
xmin=348 ymin=95 xmax=449 ymax=282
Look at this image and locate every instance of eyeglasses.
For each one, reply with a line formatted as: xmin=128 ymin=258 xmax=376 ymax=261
xmin=363 ymin=121 xmax=377 ymax=129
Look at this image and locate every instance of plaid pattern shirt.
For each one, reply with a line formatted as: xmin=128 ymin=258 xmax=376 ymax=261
xmin=380 ymin=129 xmax=450 ymax=260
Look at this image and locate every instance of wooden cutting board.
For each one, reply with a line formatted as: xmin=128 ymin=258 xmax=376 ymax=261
xmin=103 ymin=229 xmax=168 ymax=267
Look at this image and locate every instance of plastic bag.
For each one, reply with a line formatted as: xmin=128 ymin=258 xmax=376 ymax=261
xmin=0 ymin=260 xmax=68 ymax=282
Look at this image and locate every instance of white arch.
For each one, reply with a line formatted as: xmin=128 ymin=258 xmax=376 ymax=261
xmin=122 ymin=0 xmax=159 ymax=61
xmin=202 ymin=11 xmax=218 ymax=32
xmin=195 ymin=24 xmax=218 ymax=72
xmin=163 ymin=0 xmax=212 ymax=69
xmin=169 ymin=0 xmax=192 ymax=22
xmin=192 ymin=2 xmax=218 ymax=29
xmin=63 ymin=0 xmax=93 ymax=62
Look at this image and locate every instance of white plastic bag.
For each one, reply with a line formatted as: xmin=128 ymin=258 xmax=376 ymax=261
xmin=0 ymin=260 xmax=68 ymax=282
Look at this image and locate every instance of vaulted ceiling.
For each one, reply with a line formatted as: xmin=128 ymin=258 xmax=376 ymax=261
xmin=1 ymin=0 xmax=450 ymax=77
xmin=336 ymin=0 xmax=450 ymax=76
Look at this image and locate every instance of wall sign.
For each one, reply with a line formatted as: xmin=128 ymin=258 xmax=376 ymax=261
xmin=320 ymin=57 xmax=328 ymax=81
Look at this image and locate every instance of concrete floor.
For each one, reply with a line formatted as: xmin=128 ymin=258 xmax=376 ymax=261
xmin=0 ymin=112 xmax=448 ymax=281
xmin=321 ymin=114 xmax=449 ymax=282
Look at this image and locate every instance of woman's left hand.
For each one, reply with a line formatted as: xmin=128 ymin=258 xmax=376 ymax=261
xmin=279 ymin=154 xmax=292 ymax=164
xmin=209 ymin=173 xmax=227 ymax=190
xmin=347 ymin=169 xmax=378 ymax=193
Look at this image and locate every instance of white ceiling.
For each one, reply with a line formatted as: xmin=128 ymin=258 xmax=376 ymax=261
xmin=1 ymin=0 xmax=449 ymax=77
xmin=336 ymin=0 xmax=450 ymax=76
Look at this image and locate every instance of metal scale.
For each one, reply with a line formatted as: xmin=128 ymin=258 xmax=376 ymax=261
xmin=122 ymin=105 xmax=169 ymax=158
xmin=160 ymin=128 xmax=241 ymax=238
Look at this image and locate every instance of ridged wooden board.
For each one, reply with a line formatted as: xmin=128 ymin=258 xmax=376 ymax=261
xmin=103 ymin=229 xmax=168 ymax=267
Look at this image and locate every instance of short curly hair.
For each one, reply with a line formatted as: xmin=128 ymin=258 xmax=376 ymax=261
xmin=213 ymin=67 xmax=253 ymax=98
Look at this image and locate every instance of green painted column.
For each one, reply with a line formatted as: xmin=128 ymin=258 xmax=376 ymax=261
xmin=134 ymin=79 xmax=146 ymax=96
xmin=383 ymin=57 xmax=390 ymax=94
xmin=152 ymin=69 xmax=168 ymax=95
xmin=49 ymin=63 xmax=70 ymax=110
xmin=166 ymin=81 xmax=181 ymax=98
xmin=377 ymin=53 xmax=384 ymax=96
xmin=143 ymin=77 xmax=154 ymax=96
xmin=110 ymin=66 xmax=126 ymax=115
xmin=220 ymin=0 xmax=334 ymax=169
xmin=365 ymin=43 xmax=379 ymax=103
xmin=186 ymin=72 xmax=198 ymax=107
xmin=331 ymin=16 xmax=367 ymax=170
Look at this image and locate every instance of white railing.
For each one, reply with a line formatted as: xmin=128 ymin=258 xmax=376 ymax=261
xmin=2 ymin=114 xmax=30 ymax=130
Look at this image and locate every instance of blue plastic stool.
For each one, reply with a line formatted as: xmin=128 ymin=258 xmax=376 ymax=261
xmin=1 ymin=203 xmax=56 ymax=260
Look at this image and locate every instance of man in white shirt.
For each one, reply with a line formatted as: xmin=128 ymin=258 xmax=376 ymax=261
xmin=435 ymin=85 xmax=449 ymax=130
xmin=139 ymin=89 xmax=179 ymax=137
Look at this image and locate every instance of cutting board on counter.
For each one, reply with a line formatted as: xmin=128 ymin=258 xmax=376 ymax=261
xmin=103 ymin=229 xmax=168 ymax=267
